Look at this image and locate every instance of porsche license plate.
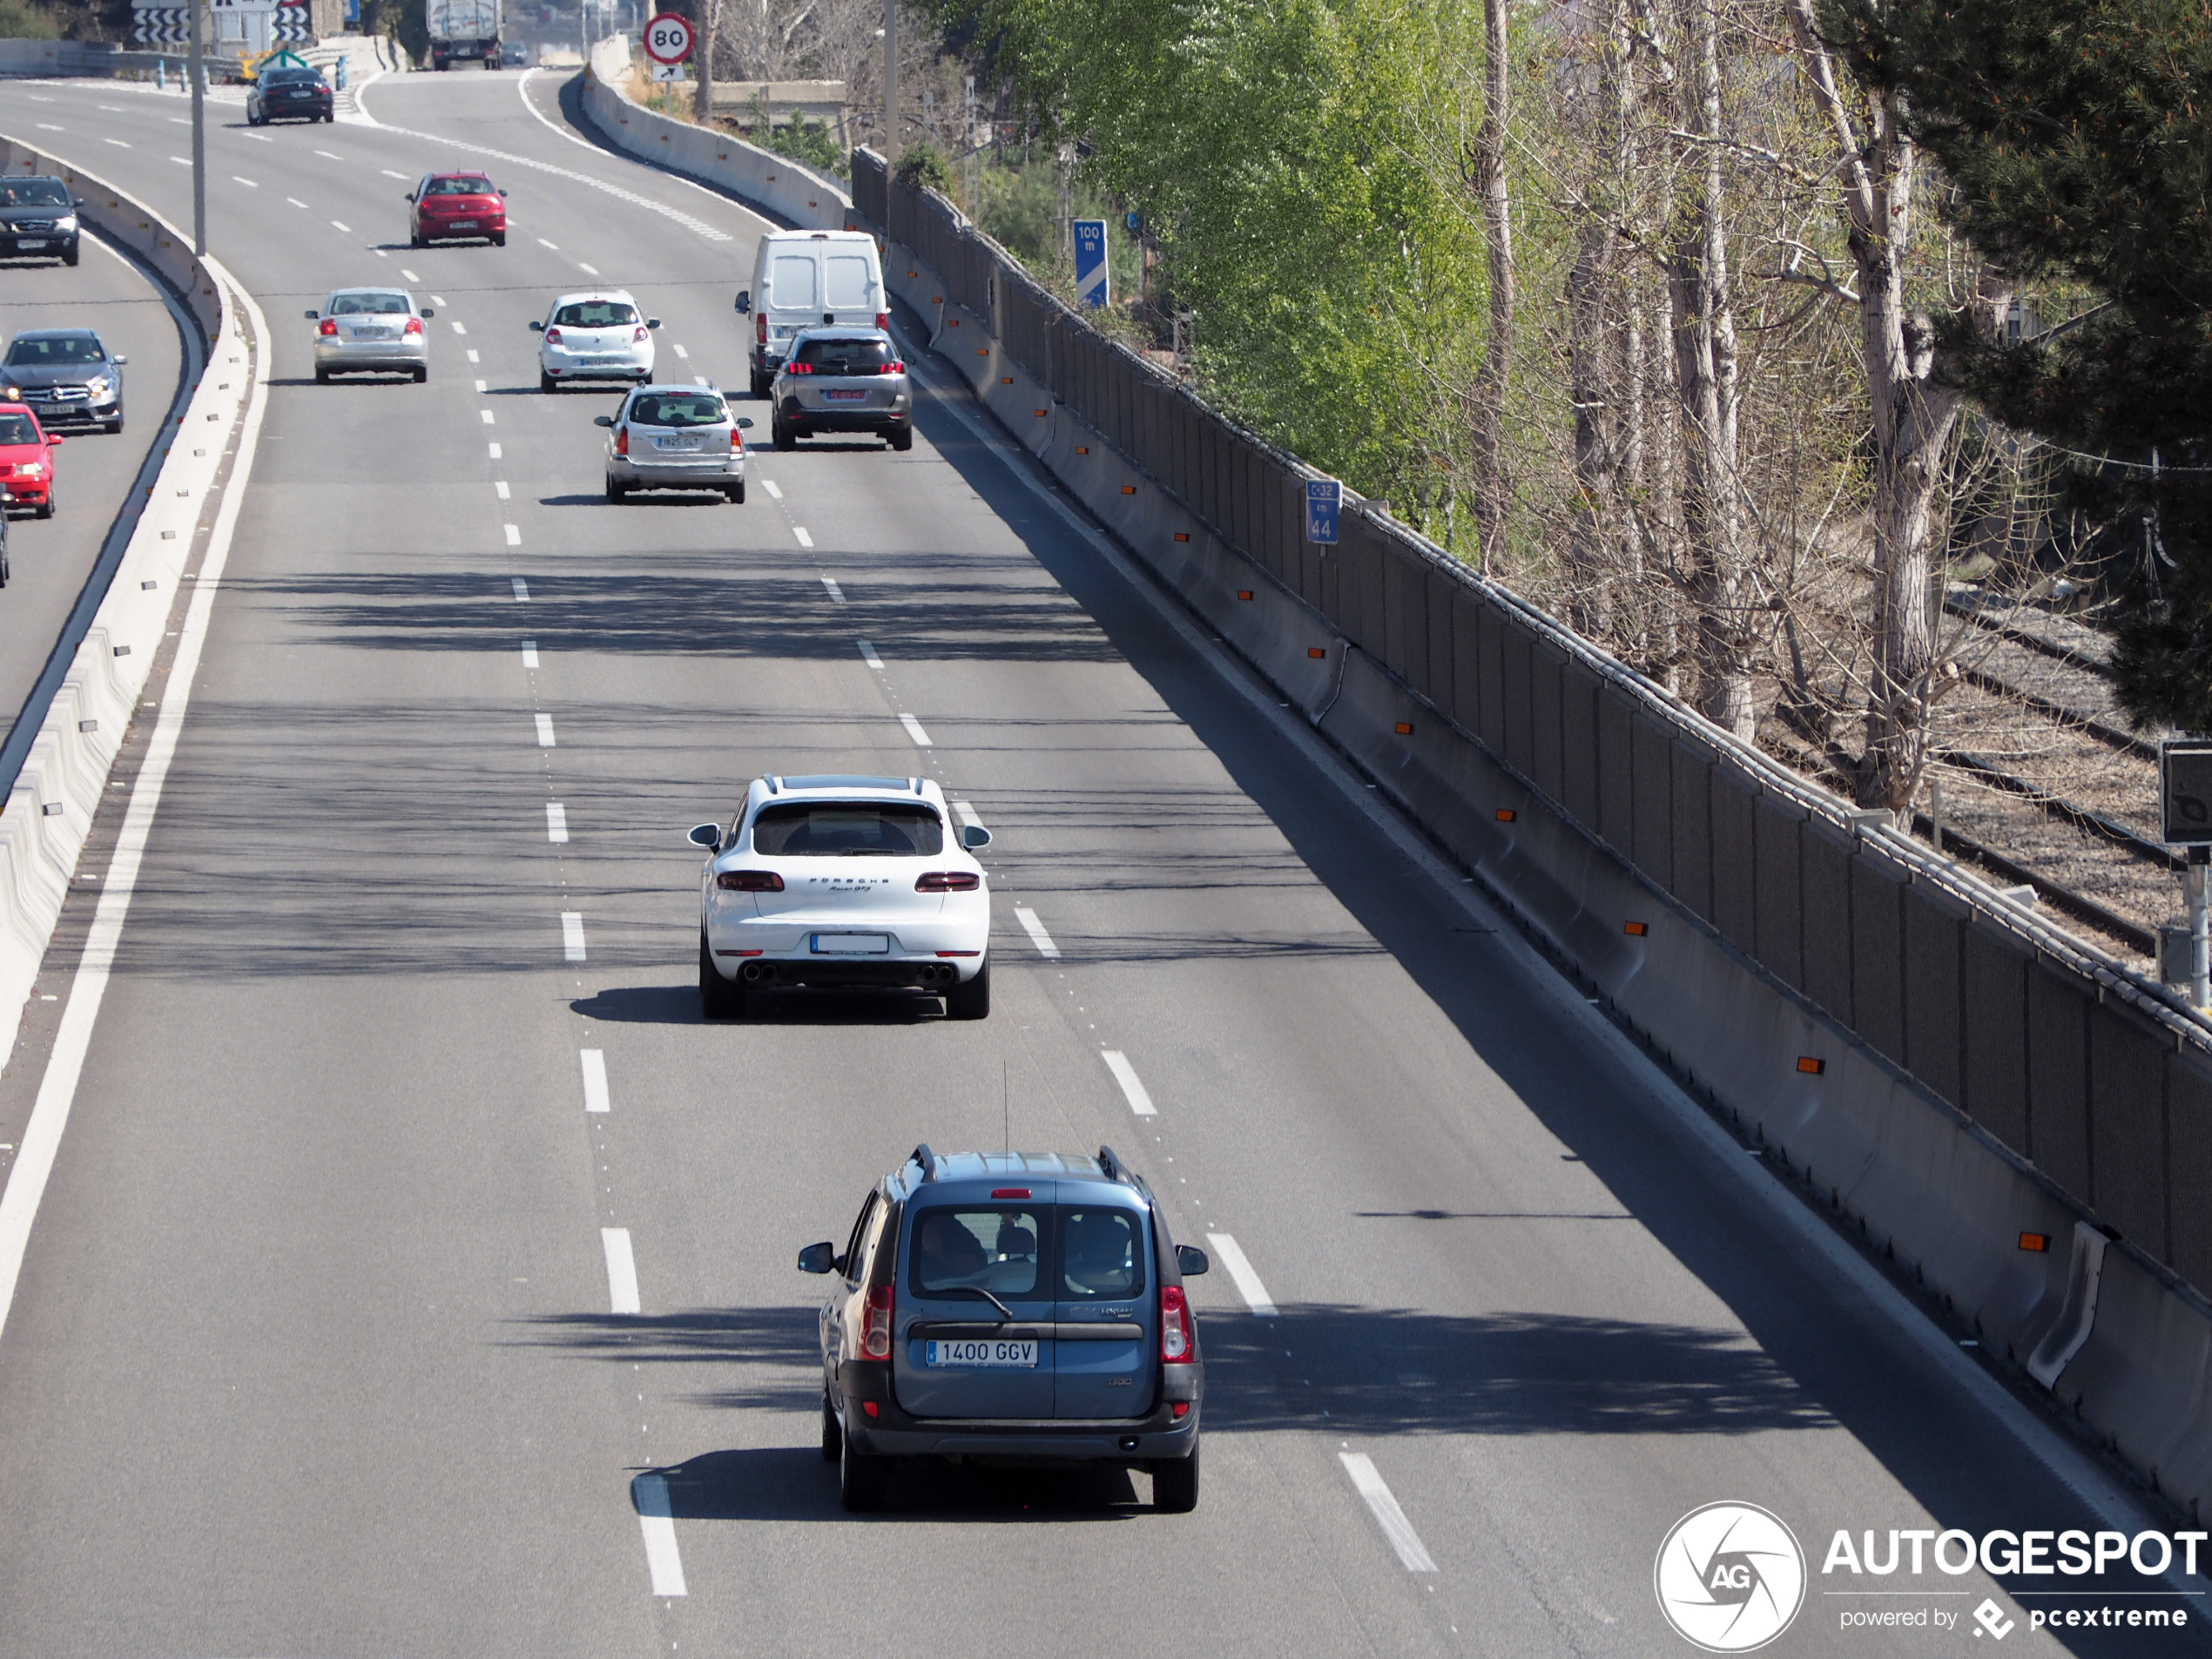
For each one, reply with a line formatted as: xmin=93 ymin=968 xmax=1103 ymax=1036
xmin=811 ymin=933 xmax=890 ymax=954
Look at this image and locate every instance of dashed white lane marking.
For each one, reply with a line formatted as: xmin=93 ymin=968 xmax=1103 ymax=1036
xmin=856 ymin=639 xmax=882 ymax=670
xmin=232 ymin=174 xmax=257 ymax=186
xmin=951 ymin=799 xmax=981 ymax=829
xmin=1339 ymin=1453 xmax=1438 ymax=1572
xmin=1102 ymin=1050 xmax=1157 ymax=1116
xmin=536 ymin=713 xmax=556 ymax=747
xmin=480 ymin=409 xmax=495 ymax=424
xmin=476 ymin=378 xmax=489 ymax=393
xmin=562 ymin=911 xmax=587 ymax=962
xmin=546 ymin=803 xmax=569 ymax=843
xmin=1013 ymin=906 xmax=1060 ymax=960
xmin=401 ymin=266 xmax=420 ymax=281
xmin=792 ymin=526 xmax=813 ymax=549
xmin=34 ymin=124 xmax=62 ymax=132
xmin=693 ymin=375 xmax=707 ymax=387
xmin=760 ymin=479 xmax=782 ymax=500
xmin=432 ymin=294 xmax=448 ymax=307
xmin=600 ymin=1227 xmax=639 ymax=1312
xmin=286 ymin=196 xmax=307 ymax=208
xmin=819 ymin=577 xmax=843 ymax=604
xmin=102 ymin=138 xmax=129 ymax=148
xmin=1205 ymin=1233 xmax=1278 ymax=1316
xmin=672 ymin=343 xmax=688 ymax=359
xmin=170 ymin=156 xmax=190 ymax=165
xmin=510 ymin=576 xmax=529 ymax=600
xmin=489 ymin=442 xmax=502 ymax=459
xmin=504 ymin=523 xmax=521 ymax=547
xmin=495 ymin=480 xmax=509 ymax=499
xmin=316 ymin=149 xmax=343 ymax=159
xmin=381 ymin=168 xmax=408 ymax=178
xmin=451 ymin=320 xmax=468 ymax=335
xmin=241 ymin=132 xmax=273 ymax=142
xmin=522 ymin=639 xmax=539 ymax=669
xmin=577 ymin=261 xmax=600 ymax=275
xmin=580 ymin=1049 xmax=610 ymax=1113
xmin=537 ymin=236 xmax=558 ymax=249
xmin=373 ymin=249 xmax=388 ymax=259
xmin=898 ymin=712 xmax=932 ymax=747
xmin=631 ymin=1474 xmax=688 ymax=1596
xmin=467 ymin=349 xmax=479 ymax=364
xmin=169 ymin=116 xmax=189 ymax=125
xmin=330 ymin=219 xmax=351 ymax=232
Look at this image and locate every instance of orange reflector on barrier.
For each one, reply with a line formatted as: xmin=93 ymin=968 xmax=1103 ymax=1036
xmin=1001 ymin=376 xmax=1014 ymax=384
xmin=1495 ymin=808 xmax=1515 ymax=822
xmin=1624 ymin=921 xmax=1649 ymax=937
xmin=1174 ymin=532 xmax=1189 ymax=542
xmin=2020 ymin=1231 xmax=2052 ymax=1252
xmin=948 ymin=318 xmax=959 ymax=326
xmin=1122 ymin=485 xmax=1136 ymax=494
xmin=1076 ymin=446 xmax=1089 ymax=454
xmin=1309 ymin=647 xmax=1327 ymax=659
xmin=1237 ymin=590 xmax=1253 ymax=601
xmin=1797 ymin=1056 xmax=1825 ymax=1075
xmin=1035 ymin=409 xmax=1048 ymax=417
xmin=1394 ymin=723 xmax=1413 ymax=735
xmin=977 ymin=348 xmax=989 ymax=356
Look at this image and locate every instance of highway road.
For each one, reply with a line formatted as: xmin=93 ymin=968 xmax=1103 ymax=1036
xmin=0 ymin=179 xmax=188 ymax=770
xmin=0 ymin=66 xmax=2199 ymax=1657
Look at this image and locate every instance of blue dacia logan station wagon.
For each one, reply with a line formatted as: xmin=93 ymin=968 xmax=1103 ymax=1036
xmin=799 ymin=1145 xmax=1209 ymax=1512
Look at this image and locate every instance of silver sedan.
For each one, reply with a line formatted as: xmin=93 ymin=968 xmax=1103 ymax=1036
xmin=597 ymin=384 xmax=753 ymax=502
xmin=308 ymin=288 xmax=432 ymax=384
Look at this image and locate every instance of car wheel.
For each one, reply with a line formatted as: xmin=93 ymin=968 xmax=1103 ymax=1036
xmin=820 ymin=1394 xmax=841 ymax=1464
xmin=698 ymin=933 xmax=745 ymax=1019
xmin=749 ymin=368 xmax=770 ymax=400
xmin=839 ymin=1425 xmax=887 ymax=1513
xmin=61 ymin=240 xmax=78 ymax=268
xmin=772 ymin=415 xmax=795 ymax=452
xmin=35 ymin=493 xmax=52 ymax=521
xmin=0 ymin=548 xmax=10 ymax=587
xmin=315 ymin=368 xmax=331 ymax=385
xmin=539 ymin=372 xmax=556 ymax=395
xmin=409 ymin=231 xmax=421 ymax=249
xmin=726 ymin=481 xmax=745 ymax=504
xmin=889 ymin=425 xmax=914 ymax=453
xmin=492 ymin=233 xmax=506 ymax=246
xmin=605 ymin=475 xmax=624 ymax=502
xmin=412 ymin=366 xmax=428 ymax=384
xmin=105 ymin=412 xmax=123 ymax=435
xmin=943 ymin=956 xmax=990 ymax=1021
xmin=1153 ymin=1444 xmax=1199 ymax=1514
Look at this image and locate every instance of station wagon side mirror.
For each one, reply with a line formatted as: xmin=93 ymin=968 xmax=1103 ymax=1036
xmin=686 ymin=821 xmax=720 ymax=848
xmin=646 ymin=318 xmax=661 ymax=329
xmin=734 ymin=289 xmax=751 ymax=314
xmin=304 ymin=308 xmax=320 ymax=320
xmin=961 ymin=824 xmax=992 ymax=850
xmin=736 ymin=416 xmax=754 ymax=429
xmin=797 ymin=1241 xmax=837 ymax=1275
xmin=528 ymin=320 xmax=543 ymax=332
xmin=1177 ymin=1244 xmax=1209 ymax=1278
xmin=595 ymin=414 xmax=616 ymax=428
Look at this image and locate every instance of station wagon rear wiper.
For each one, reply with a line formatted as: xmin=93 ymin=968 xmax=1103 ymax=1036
xmin=934 ymin=1285 xmax=1015 ymax=1321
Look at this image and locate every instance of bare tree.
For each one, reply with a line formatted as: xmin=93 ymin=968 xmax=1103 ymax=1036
xmin=1465 ymin=0 xmax=1514 ymax=575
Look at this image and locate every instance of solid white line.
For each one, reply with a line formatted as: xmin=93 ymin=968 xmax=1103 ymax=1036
xmin=401 ymin=266 xmax=420 ymax=281
xmin=330 ymin=219 xmax=351 ymax=232
xmin=0 ymin=268 xmax=266 ymax=1352
xmin=792 ymin=526 xmax=813 ymax=549
xmin=511 ymin=576 xmax=529 ymax=600
xmin=1339 ymin=1453 xmax=1438 ymax=1572
xmin=581 ymin=1049 xmax=610 ymax=1113
xmin=546 ymin=802 xmax=569 ymax=843
xmin=1101 ymin=1050 xmax=1157 ymax=1116
xmin=899 ymin=712 xmax=932 ymax=747
xmin=563 ymin=911 xmax=587 ymax=961
xmin=631 ymin=1474 xmax=688 ymax=1596
xmin=1013 ymin=906 xmax=1060 ymax=960
xmin=521 ymin=639 xmax=539 ymax=668
xmin=504 ymin=523 xmax=521 ymax=547
xmin=856 ymin=639 xmax=882 ymax=670
xmin=577 ymin=261 xmax=599 ymax=276
xmin=495 ymin=480 xmax=509 ymax=499
xmin=819 ymin=577 xmax=843 ymax=604
xmin=1204 ymin=1232 xmax=1278 ymax=1316
xmin=601 ymin=1227 xmax=639 ymax=1313
xmin=951 ymin=799 xmax=981 ymax=829
xmin=760 ymin=479 xmax=782 ymax=500
xmin=536 ymin=713 xmax=556 ymax=747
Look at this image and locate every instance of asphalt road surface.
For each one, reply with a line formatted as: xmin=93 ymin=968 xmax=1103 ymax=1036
xmin=0 ymin=67 xmax=2199 ymax=1659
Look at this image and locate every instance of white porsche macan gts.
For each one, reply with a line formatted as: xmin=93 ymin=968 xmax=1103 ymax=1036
xmin=692 ymin=775 xmax=993 ymax=1021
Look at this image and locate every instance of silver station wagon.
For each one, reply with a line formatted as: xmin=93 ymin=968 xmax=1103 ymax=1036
xmin=597 ymin=385 xmax=752 ymax=503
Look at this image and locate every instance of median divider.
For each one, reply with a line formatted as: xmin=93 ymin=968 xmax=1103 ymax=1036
xmin=0 ymin=136 xmax=254 ymax=1069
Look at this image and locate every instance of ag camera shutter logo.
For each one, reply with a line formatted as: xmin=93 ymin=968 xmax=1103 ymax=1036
xmin=1655 ymin=1501 xmax=1807 ymax=1651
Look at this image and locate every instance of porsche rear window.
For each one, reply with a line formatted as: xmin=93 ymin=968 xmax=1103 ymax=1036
xmin=553 ymin=301 xmax=637 ymax=327
xmin=0 ymin=415 xmax=36 ymax=444
xmin=750 ymin=802 xmax=943 ymax=856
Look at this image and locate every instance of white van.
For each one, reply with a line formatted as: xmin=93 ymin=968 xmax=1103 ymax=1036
xmin=738 ymin=230 xmax=886 ymax=397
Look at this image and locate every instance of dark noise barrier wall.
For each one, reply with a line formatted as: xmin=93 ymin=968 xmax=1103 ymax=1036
xmin=855 ymin=149 xmax=2212 ymax=1515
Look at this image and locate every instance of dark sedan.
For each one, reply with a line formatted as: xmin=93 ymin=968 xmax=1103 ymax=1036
xmin=0 ymin=177 xmax=79 ymax=267
xmin=247 ymin=66 xmax=334 ymax=125
xmin=1 ymin=329 xmax=125 ymax=434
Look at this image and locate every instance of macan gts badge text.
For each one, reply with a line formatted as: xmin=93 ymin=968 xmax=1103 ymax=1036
xmin=1655 ymin=1502 xmax=1808 ymax=1651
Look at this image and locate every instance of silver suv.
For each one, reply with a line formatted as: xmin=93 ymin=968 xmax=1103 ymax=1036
xmin=771 ymin=327 xmax=913 ymax=452
xmin=800 ymin=1144 xmax=1208 ymax=1512
xmin=596 ymin=384 xmax=752 ymax=503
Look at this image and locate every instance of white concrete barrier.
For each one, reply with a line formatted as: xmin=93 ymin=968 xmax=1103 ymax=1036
xmin=0 ymin=138 xmax=255 ymax=1070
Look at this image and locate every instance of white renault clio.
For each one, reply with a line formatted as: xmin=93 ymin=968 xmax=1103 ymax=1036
xmin=530 ymin=289 xmax=658 ymax=391
xmin=691 ymin=776 xmax=993 ymax=1021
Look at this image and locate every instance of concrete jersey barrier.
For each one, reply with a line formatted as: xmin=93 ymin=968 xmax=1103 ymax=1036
xmin=0 ymin=138 xmax=255 ymax=1073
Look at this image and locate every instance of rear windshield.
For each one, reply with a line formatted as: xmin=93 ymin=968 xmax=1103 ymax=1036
xmin=751 ymin=801 xmax=943 ymax=856
xmin=627 ymin=392 xmax=726 ymax=428
xmin=426 ymin=175 xmax=495 ymax=195
xmin=0 ymin=414 xmax=37 ymax=445
xmin=906 ymin=1205 xmax=1147 ymax=1300
xmin=266 ymin=69 xmax=325 ymax=85
xmin=767 ymin=253 xmax=817 ymax=310
xmin=5 ymin=336 xmax=101 ymax=365
xmin=553 ymin=300 xmax=637 ymax=328
xmin=0 ymin=180 xmax=68 ymax=207
xmin=792 ymin=336 xmax=894 ymax=372
xmin=330 ymin=293 xmax=408 ymax=315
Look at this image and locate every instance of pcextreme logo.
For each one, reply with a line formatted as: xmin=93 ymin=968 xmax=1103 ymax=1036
xmin=1655 ymin=1502 xmax=1809 ymax=1652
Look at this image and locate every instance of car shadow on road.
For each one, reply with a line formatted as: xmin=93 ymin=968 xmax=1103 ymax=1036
xmin=570 ymin=983 xmax=944 ymax=1025
xmin=645 ymin=1445 xmax=1146 ymax=1523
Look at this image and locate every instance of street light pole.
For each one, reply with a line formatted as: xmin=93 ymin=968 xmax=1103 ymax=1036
xmin=188 ymin=0 xmax=206 ymax=255
xmin=881 ymin=0 xmax=897 ymax=162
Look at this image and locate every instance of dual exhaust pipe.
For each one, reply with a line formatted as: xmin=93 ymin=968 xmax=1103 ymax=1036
xmin=739 ymin=961 xmax=961 ymax=988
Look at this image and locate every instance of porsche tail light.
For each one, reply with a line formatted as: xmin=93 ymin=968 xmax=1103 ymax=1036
xmin=715 ymin=870 xmax=784 ymax=892
xmin=914 ymin=872 xmax=980 ymax=892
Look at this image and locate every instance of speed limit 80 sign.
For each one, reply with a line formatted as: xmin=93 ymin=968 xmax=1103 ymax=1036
xmin=644 ymin=12 xmax=694 ymax=64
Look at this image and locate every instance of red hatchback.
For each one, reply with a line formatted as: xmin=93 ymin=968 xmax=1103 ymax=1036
xmin=407 ymin=172 xmax=507 ymax=247
xmin=0 ymin=402 xmax=61 ymax=517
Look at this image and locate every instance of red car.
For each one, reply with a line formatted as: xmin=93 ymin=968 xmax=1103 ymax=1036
xmin=0 ymin=401 xmax=61 ymax=518
xmin=406 ymin=172 xmax=507 ymax=248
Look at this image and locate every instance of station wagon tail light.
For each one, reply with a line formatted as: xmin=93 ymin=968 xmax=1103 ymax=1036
xmin=403 ymin=316 xmax=423 ymax=336
xmin=914 ymin=871 xmax=979 ymax=892
xmin=860 ymin=1285 xmax=894 ymax=1360
xmin=544 ymin=326 xmax=562 ymax=344
xmin=715 ymin=869 xmax=784 ymax=891
xmin=730 ymin=428 xmax=743 ymax=451
xmin=317 ymin=318 xmax=337 ymax=337
xmin=1160 ymin=1285 xmax=1194 ymax=1363
xmin=613 ymin=425 xmax=628 ymax=455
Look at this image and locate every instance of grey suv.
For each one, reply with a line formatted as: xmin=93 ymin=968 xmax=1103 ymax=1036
xmin=771 ymin=327 xmax=913 ymax=451
xmin=800 ymin=1144 xmax=1207 ymax=1513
